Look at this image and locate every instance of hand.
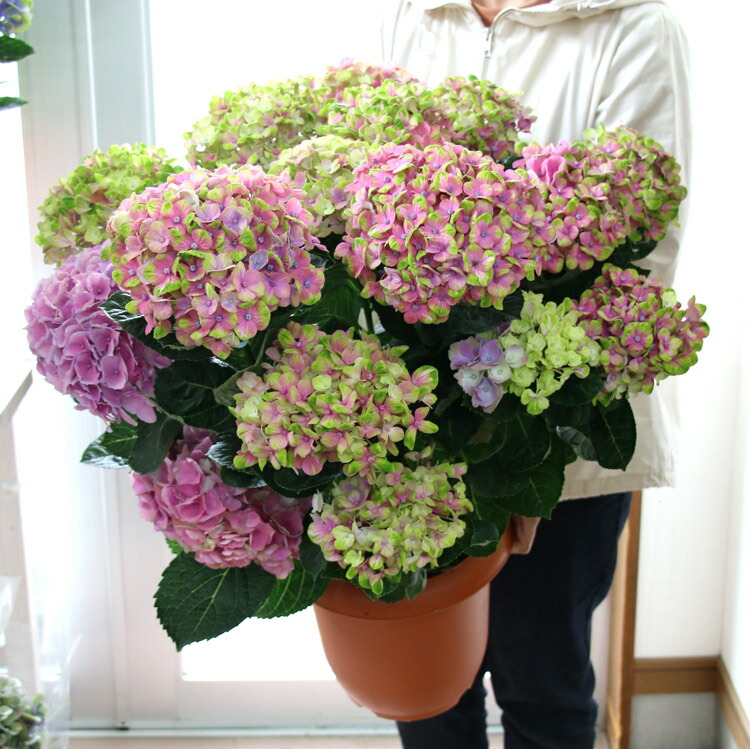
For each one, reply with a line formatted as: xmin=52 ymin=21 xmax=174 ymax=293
xmin=509 ymin=515 xmax=541 ymax=554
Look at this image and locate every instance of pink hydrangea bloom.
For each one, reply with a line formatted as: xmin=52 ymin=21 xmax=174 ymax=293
xmin=25 ymin=244 xmax=171 ymax=424
xmin=574 ymin=264 xmax=709 ymax=401
xmin=337 ymin=142 xmax=543 ymax=323
xmin=106 ymin=167 xmax=324 ymax=358
xmin=132 ymin=428 xmax=309 ymax=578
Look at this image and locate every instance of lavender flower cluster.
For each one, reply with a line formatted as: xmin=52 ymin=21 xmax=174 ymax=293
xmin=0 ymin=0 xmax=32 ymax=35
xmin=232 ymin=323 xmax=439 ymax=478
xmin=132 ymin=428 xmax=308 ymax=578
xmin=308 ymin=449 xmax=471 ymax=594
xmin=105 ymin=166 xmax=324 ymax=358
xmin=25 ymin=245 xmax=171 ymax=424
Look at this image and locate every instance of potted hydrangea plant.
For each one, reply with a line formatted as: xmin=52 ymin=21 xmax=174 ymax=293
xmin=25 ymin=59 xmax=708 ymax=720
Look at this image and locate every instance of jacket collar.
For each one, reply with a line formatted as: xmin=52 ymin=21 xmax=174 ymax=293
xmin=408 ymin=0 xmax=663 ymax=14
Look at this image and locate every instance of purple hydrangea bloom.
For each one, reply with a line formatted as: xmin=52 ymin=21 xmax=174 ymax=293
xmin=0 ymin=0 xmax=32 ymax=34
xmin=25 ymin=244 xmax=171 ymax=424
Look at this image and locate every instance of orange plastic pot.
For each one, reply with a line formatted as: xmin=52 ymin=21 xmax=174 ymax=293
xmin=312 ymin=528 xmax=513 ymax=721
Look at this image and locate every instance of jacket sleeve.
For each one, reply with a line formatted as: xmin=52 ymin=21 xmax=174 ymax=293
xmin=595 ymin=2 xmax=692 ymax=285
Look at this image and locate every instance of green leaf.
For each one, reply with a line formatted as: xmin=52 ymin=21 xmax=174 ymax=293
xmin=0 ymin=37 xmax=34 ymax=63
xmin=154 ymin=360 xmax=236 ymax=432
xmin=433 ymin=401 xmax=482 ymax=458
xmin=155 ymin=553 xmax=276 ymax=649
xmin=442 ymin=303 xmax=514 ymax=339
xmin=466 ymin=456 xmax=525 ymax=498
xmin=403 ymin=568 xmax=427 ymax=600
xmin=0 ymin=96 xmax=26 ymax=111
xmin=493 ymin=438 xmax=567 ymax=519
xmin=469 ymin=519 xmax=500 ymax=551
xmin=101 ymin=292 xmax=212 ymax=361
xmin=81 ymin=421 xmax=138 ymax=468
xmin=129 ymin=413 xmax=182 ymax=474
xmin=589 ymin=399 xmax=636 ymax=470
xmin=252 ymin=562 xmax=329 ymax=618
xmin=556 ymin=425 xmax=597 ymax=462
xmin=297 ymin=533 xmax=327 ymax=578
xmin=301 ymin=262 xmax=362 ymax=330
xmin=165 ymin=538 xmax=184 ymax=555
xmin=207 ymin=432 xmax=244 ymax=469
xmin=493 ymin=410 xmax=551 ymax=471
xmin=549 ymin=369 xmax=603 ymax=407
xmin=213 ymin=370 xmax=244 ymax=408
xmin=219 ymin=465 xmax=266 ymax=489
xmin=260 ymin=462 xmax=343 ymax=499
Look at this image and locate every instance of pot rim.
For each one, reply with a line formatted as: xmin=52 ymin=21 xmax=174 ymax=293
xmin=313 ymin=526 xmax=513 ymax=620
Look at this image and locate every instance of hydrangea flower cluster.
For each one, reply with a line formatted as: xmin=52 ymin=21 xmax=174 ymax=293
xmin=432 ymin=76 xmax=534 ymax=162
xmin=25 ymin=245 xmax=171 ymax=424
xmin=0 ymin=0 xmax=32 ymax=35
xmin=324 ymin=79 xmax=455 ymax=150
xmin=132 ymin=428 xmax=308 ymax=578
xmin=36 ymin=144 xmax=181 ymax=266
xmin=105 ymin=166 xmax=324 ymax=358
xmin=0 ymin=675 xmax=45 ymax=748
xmin=513 ymin=126 xmax=686 ymax=272
xmin=337 ymin=142 xmax=543 ymax=323
xmin=233 ymin=323 xmax=439 ymax=477
xmin=586 ymin=124 xmax=687 ymax=243
xmin=573 ymin=264 xmax=708 ymax=402
xmin=315 ymin=58 xmax=422 ymax=102
xmin=269 ymin=134 xmax=369 ymax=237
xmin=308 ymin=448 xmax=470 ymax=594
xmin=450 ymin=292 xmax=601 ymax=415
xmin=185 ymin=77 xmax=322 ymax=171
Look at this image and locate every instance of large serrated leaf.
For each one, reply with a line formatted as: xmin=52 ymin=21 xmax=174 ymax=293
xmin=297 ymin=533 xmax=328 ymax=578
xmin=81 ymin=421 xmax=138 ymax=467
xmin=252 ymin=562 xmax=329 ymax=618
xmin=154 ymin=360 xmax=236 ymax=432
xmin=493 ymin=410 xmax=551 ymax=471
xmin=129 ymin=413 xmax=182 ymax=474
xmin=0 ymin=96 xmax=26 ymax=111
xmin=0 ymin=37 xmax=34 ymax=63
xmin=549 ymin=369 xmax=603 ymax=407
xmin=207 ymin=432 xmax=244 ymax=468
xmin=556 ymin=425 xmax=597 ymax=462
xmin=154 ymin=554 xmax=276 ymax=650
xmin=492 ymin=439 xmax=567 ymax=519
xmin=589 ymin=399 xmax=636 ymax=470
xmin=433 ymin=401 xmax=482 ymax=458
xmin=260 ymin=463 xmax=343 ymax=499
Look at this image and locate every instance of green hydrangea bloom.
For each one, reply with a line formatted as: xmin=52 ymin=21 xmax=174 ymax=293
xmin=185 ymin=76 xmax=323 ymax=171
xmin=269 ymin=134 xmax=369 ymax=237
xmin=35 ymin=143 xmax=181 ymax=265
xmin=499 ymin=292 xmax=601 ymax=415
xmin=0 ymin=676 xmax=45 ymax=748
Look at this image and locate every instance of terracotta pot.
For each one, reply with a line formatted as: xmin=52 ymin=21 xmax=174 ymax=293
xmin=313 ymin=528 xmax=513 ymax=721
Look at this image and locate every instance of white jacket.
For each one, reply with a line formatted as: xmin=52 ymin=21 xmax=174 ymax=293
xmin=374 ymin=0 xmax=692 ymax=499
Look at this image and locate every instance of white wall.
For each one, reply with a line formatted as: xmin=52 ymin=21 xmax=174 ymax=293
xmin=635 ymin=0 xmax=750 ymax=737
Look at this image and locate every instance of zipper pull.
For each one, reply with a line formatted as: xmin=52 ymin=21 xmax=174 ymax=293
xmin=484 ymin=26 xmax=494 ymax=59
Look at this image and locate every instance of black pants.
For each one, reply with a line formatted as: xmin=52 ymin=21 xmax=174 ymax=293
xmin=397 ymin=492 xmax=632 ymax=749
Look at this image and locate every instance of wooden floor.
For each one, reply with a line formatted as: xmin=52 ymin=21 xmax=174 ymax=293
xmin=69 ymin=731 xmax=610 ymax=748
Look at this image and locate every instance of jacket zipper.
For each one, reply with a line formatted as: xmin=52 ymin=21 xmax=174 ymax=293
xmin=482 ymin=24 xmax=494 ymax=79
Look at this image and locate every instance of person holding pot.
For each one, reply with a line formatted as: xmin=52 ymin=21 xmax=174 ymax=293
xmin=371 ymin=0 xmax=691 ymax=747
